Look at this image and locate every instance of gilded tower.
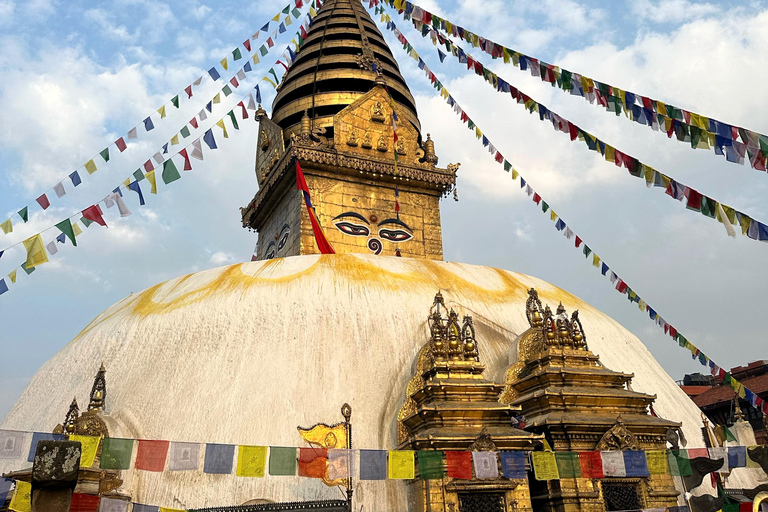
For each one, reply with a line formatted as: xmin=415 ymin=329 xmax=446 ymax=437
xmin=500 ymin=289 xmax=681 ymax=512
xmin=240 ymin=0 xmax=457 ymax=260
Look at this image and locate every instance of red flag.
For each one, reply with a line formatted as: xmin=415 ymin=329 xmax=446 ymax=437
xmin=569 ymin=122 xmax=579 ymax=141
xmin=296 ymin=160 xmax=309 ymax=193
xmin=185 ymin=85 xmax=193 ymax=98
xmin=69 ymin=493 xmax=100 ymax=512
xmin=36 ymin=193 xmax=50 ymax=210
xmin=446 ymin=451 xmax=472 ymax=479
xmin=532 ymin=193 xmax=541 ymax=205
xmin=296 ymin=161 xmax=335 ymax=255
xmin=295 ymin=0 xmax=303 ymax=7
xmin=422 ymin=11 xmax=431 ymax=24
xmin=238 ymin=101 xmax=249 ymax=119
xmin=277 ymin=60 xmax=289 ymax=71
xmin=298 ymin=447 xmax=327 ymax=478
xmin=685 ymin=188 xmax=703 ymax=211
xmin=579 ymin=452 xmax=604 ymax=478
xmin=616 ymin=280 xmax=629 ymax=294
xmin=82 ymin=205 xmax=107 ymax=227
xmin=495 ymin=152 xmax=504 ymax=163
xmin=642 ymin=96 xmax=653 ymax=110
xmin=135 ymin=440 xmax=170 ymax=472
xmin=115 ymin=137 xmax=127 ymax=152
xmin=460 ymin=111 xmax=469 ymax=123
xmin=300 ymin=25 xmax=308 ymax=39
xmin=230 ymin=76 xmax=239 ymax=88
xmin=143 ymin=160 xmax=153 ymax=173
xmin=266 ymin=37 xmax=274 ymax=48
xmin=190 ymin=117 xmax=199 ymax=129
xmin=179 ymin=148 xmax=192 ymax=171
xmin=575 ymin=236 xmax=583 ymax=248
xmin=243 ymin=39 xmax=251 ymax=52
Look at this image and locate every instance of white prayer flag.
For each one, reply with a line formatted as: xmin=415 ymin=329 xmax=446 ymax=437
xmin=609 ymin=271 xmax=618 ymax=284
xmin=327 ymin=449 xmax=355 ymax=479
xmin=99 ymin=497 xmax=130 ymax=512
xmin=564 ymin=227 xmax=574 ymax=239
xmin=708 ymin=447 xmax=729 ymax=472
xmin=53 ymin=182 xmax=66 ymax=198
xmin=472 ymin=451 xmax=499 ymax=479
xmin=247 ymin=94 xmax=256 ymax=110
xmin=152 ymin=151 xmax=164 ymax=164
xmin=126 ymin=127 xmax=138 ymax=139
xmin=169 ymin=442 xmax=200 ymax=471
xmin=199 ymin=109 xmax=208 ymax=121
xmin=237 ymin=69 xmax=246 ymax=81
xmin=193 ymin=76 xmax=203 ymax=86
xmin=190 ymin=139 xmax=204 ymax=160
xmin=601 ymin=451 xmax=626 ymax=477
xmin=525 ymin=185 xmax=533 ymax=197
xmin=114 ymin=194 xmax=131 ymax=217
xmin=716 ymin=203 xmax=737 ymax=238
xmin=45 ymin=241 xmax=58 ymax=256
xmin=0 ymin=430 xmax=25 ymax=459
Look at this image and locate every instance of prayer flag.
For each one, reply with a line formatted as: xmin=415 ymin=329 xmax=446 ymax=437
xmin=159 ymin=508 xmax=184 ymax=512
xmin=36 ymin=193 xmax=50 ymax=210
xmin=555 ymin=452 xmax=581 ymax=478
xmin=84 ymin=159 xmax=98 ymax=174
xmin=162 ymin=159 xmax=181 ymax=185
xmin=209 ymin=67 xmax=220 ymax=80
xmin=668 ymin=449 xmax=692 ymax=476
xmin=360 ymin=449 xmax=387 ymax=480
xmin=53 ymin=182 xmax=66 ymax=198
xmin=296 ymin=160 xmax=335 ymax=254
xmin=204 ymin=129 xmax=217 ymax=149
xmin=418 ymin=450 xmax=443 ymax=479
xmin=132 ymin=505 xmax=159 ymax=512
xmin=171 ymin=95 xmax=179 ymax=108
xmin=388 ymin=450 xmax=414 ymax=479
xmin=298 ymin=447 xmax=327 ymax=478
xmin=1 ymin=218 xmax=12 ymax=234
xmin=9 ymin=480 xmax=31 ymax=512
xmin=190 ymin=138 xmax=204 ymax=160
xmin=204 ymin=444 xmax=235 ymax=474
xmin=232 ymin=47 xmax=242 ymax=60
xmin=135 ymin=440 xmax=169 ymax=472
xmin=327 ymin=449 xmax=355 ymax=479
xmin=82 ymin=205 xmax=107 ymax=227
xmin=624 ymin=450 xmax=649 ymax=476
xmin=98 ymin=498 xmax=129 ymax=512
xmin=168 ymin=442 xmax=200 ymax=471
xmin=127 ymin=127 xmax=138 ymax=139
xmin=70 ymin=171 xmax=82 ymax=187
xmin=69 ymin=492 xmax=100 ymax=512
xmin=645 ymin=450 xmax=667 ymax=475
xmin=170 ymin=134 xmax=179 ymax=146
xmin=179 ymin=148 xmax=192 ymax=171
xmin=473 ymin=451 xmax=499 ymax=479
xmin=579 ymin=451 xmax=604 ymax=478
xmin=220 ymin=58 xmax=228 ymax=70
xmin=0 ymin=479 xmax=14 ymax=509
xmin=500 ymin=451 xmax=526 ymax=479
xmin=0 ymin=430 xmax=25 ymax=459
xmin=446 ymin=451 xmax=472 ymax=479
xmin=601 ymin=451 xmax=626 ymax=476
xmin=0 ymin=279 xmax=8 ymax=294
xmin=236 ymin=445 xmax=267 ymax=477
xmin=70 ymin=435 xmax=101 ymax=467
xmin=143 ymin=117 xmax=154 ymax=131
xmin=157 ymin=105 xmax=166 ymax=119
xmin=709 ymin=447 xmax=728 ymax=472
xmin=728 ymin=446 xmax=747 ymax=468
xmin=100 ymin=438 xmax=134 ymax=469
xmin=72 ymin=222 xmax=82 ymax=237
xmin=532 ymin=451 xmax=559 ymax=480
xmin=128 ymin=181 xmax=145 ymax=206
xmin=115 ymin=137 xmax=127 ymax=152
xmin=228 ymin=110 xmax=239 ymax=130
xmin=181 ymin=125 xmax=191 ymax=138
xmin=23 ymin=234 xmax=49 ymax=268
xmin=269 ymin=446 xmax=296 ymax=476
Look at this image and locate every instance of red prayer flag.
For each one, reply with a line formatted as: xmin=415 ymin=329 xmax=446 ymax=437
xmin=185 ymin=85 xmax=193 ymax=98
xmin=230 ymin=76 xmax=239 ymax=88
xmin=251 ymin=255 xmax=257 ymax=261
xmin=685 ymin=188 xmax=703 ymax=211
xmin=36 ymin=193 xmax=50 ymax=210
xmin=422 ymin=11 xmax=431 ymax=24
xmin=579 ymin=451 xmax=604 ymax=478
xmin=243 ymin=39 xmax=251 ymax=52
xmin=82 ymin=204 xmax=107 ymax=227
xmin=266 ymin=37 xmax=274 ymax=48
xmin=69 ymin=493 xmax=100 ymax=512
xmin=238 ymin=101 xmax=249 ymax=119
xmin=569 ymin=122 xmax=579 ymax=141
xmin=115 ymin=137 xmax=127 ymax=152
xmin=179 ymin=148 xmax=192 ymax=171
xmin=298 ymin=447 xmax=327 ymax=478
xmin=296 ymin=160 xmax=310 ymax=193
xmin=300 ymin=25 xmax=308 ymax=39
xmin=495 ymin=152 xmax=504 ymax=163
xmin=190 ymin=117 xmax=199 ymax=129
xmin=575 ymin=236 xmax=583 ymax=248
xmin=532 ymin=193 xmax=541 ymax=205
xmin=445 ymin=451 xmax=472 ymax=479
xmin=135 ymin=440 xmax=170 ymax=472
xmin=296 ymin=0 xmax=303 ymax=7
xmin=616 ymin=279 xmax=628 ymax=294
xmin=143 ymin=160 xmax=153 ymax=173
xmin=668 ymin=326 xmax=678 ymax=338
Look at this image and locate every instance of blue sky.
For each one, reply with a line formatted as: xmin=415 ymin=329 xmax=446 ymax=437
xmin=1 ymin=0 xmax=767 ymax=419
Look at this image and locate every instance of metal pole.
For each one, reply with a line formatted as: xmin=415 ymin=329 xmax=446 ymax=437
xmin=342 ymin=403 xmax=353 ymax=512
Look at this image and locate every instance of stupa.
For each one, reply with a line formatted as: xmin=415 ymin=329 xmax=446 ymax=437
xmin=0 ymin=0 xmax=731 ymax=511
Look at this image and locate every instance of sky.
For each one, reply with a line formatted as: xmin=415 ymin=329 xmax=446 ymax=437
xmin=0 ymin=0 xmax=767 ymax=420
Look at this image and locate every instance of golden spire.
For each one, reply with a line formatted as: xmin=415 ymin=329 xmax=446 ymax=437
xmin=88 ymin=363 xmax=107 ymax=411
xmin=64 ymin=397 xmax=79 ymax=434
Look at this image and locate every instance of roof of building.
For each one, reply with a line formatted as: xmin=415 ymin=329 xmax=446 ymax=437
xmin=693 ymin=372 xmax=768 ymax=408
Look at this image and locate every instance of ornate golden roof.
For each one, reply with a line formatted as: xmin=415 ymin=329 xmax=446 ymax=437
xmin=271 ymin=0 xmax=420 ymax=142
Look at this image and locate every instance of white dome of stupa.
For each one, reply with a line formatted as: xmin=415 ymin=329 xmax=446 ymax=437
xmin=1 ymin=254 xmax=715 ymax=510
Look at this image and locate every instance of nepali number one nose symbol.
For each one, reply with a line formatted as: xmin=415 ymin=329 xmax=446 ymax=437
xmin=333 ymin=212 xmax=413 ymax=255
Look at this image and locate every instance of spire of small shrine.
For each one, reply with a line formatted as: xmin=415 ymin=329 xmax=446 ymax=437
xmin=88 ymin=363 xmax=107 ymax=411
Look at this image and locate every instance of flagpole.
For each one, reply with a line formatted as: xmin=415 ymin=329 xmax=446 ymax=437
xmin=342 ymin=403 xmax=352 ymax=512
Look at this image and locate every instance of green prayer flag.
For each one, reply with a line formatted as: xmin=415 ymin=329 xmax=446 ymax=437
xmin=260 ymin=45 xmax=268 ymax=56
xmin=418 ymin=451 xmax=444 ymax=479
xmin=100 ymin=148 xmax=110 ymax=162
xmin=228 ymin=110 xmax=239 ymax=130
xmin=180 ymin=126 xmax=191 ymax=138
xmin=759 ymin=135 xmax=768 ymax=154
xmin=133 ymin=169 xmax=145 ymax=182
xmin=700 ymin=197 xmax=716 ymax=218
xmin=503 ymin=160 xmax=512 ymax=172
xmin=18 ymin=206 xmax=28 ymax=223
xmin=269 ymin=446 xmax=296 ymax=476
xmin=583 ymin=245 xmax=591 ymax=258
xmin=21 ymin=261 xmax=35 ymax=275
xmin=560 ymin=69 xmax=572 ymax=91
xmin=690 ymin=126 xmax=702 ymax=149
xmin=80 ymin=216 xmax=93 ymax=228
xmin=292 ymin=7 xmax=301 ymax=17
xmin=171 ymin=95 xmax=179 ymax=108
xmin=666 ymin=450 xmax=692 ymax=476
xmin=724 ymin=426 xmax=737 ymax=442
xmin=222 ymin=84 xmax=233 ymax=96
xmin=468 ymin=120 xmax=475 ymax=130
xmin=597 ymin=82 xmax=610 ymax=96
xmin=542 ymin=201 xmax=549 ymax=213
xmin=100 ymin=438 xmax=134 ymax=469
xmin=162 ymin=159 xmax=181 ymax=185
xmin=55 ymin=219 xmax=77 ymax=247
xmin=232 ymin=47 xmax=242 ymax=60
xmin=282 ymin=5 xmax=290 ymax=14
xmin=268 ymin=68 xmax=279 ymax=84
xmin=555 ymin=452 xmax=581 ymax=478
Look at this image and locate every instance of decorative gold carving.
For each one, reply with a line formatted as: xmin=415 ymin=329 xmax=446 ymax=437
xmin=371 ymin=101 xmax=386 ymax=123
xmin=63 ymin=397 xmax=79 ymax=434
xmin=525 ymin=288 xmax=544 ymax=327
xmin=468 ymin=427 xmax=498 ymax=452
xmin=361 ymin=132 xmax=372 ymax=149
xmin=376 ymin=134 xmax=387 ymax=152
xmin=260 ymin=130 xmax=271 ymax=152
xmin=396 ymin=140 xmax=407 ymax=155
xmin=89 ymin=364 xmax=106 ymax=411
xmin=74 ymin=410 xmax=109 ymax=438
xmin=98 ymin=471 xmax=123 ymax=495
xmin=424 ymin=133 xmax=438 ymax=165
xmin=596 ymin=417 xmax=640 ymax=451
xmin=346 ymin=129 xmax=359 ymax=147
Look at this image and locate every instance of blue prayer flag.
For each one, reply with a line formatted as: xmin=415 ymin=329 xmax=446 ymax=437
xmin=0 ymin=478 xmax=13 ymax=507
xmin=260 ymin=22 xmax=269 ymax=32
xmin=500 ymin=451 xmax=526 ymax=479
xmin=359 ymin=449 xmax=387 ymax=480
xmin=69 ymin=171 xmax=82 ymax=187
xmin=728 ymin=446 xmax=746 ymax=468
xmin=128 ymin=181 xmax=145 ymax=206
xmin=601 ymin=263 xmax=609 ymax=276
xmin=437 ymin=49 xmax=446 ymax=63
xmin=143 ymin=117 xmax=154 ymax=131
xmin=162 ymin=143 xmax=169 ymax=154
xmin=279 ymin=22 xmax=286 ymax=33
xmin=482 ymin=135 xmax=489 ymax=147
xmin=244 ymin=61 xmax=252 ymax=73
xmin=204 ymin=443 xmax=235 ymax=474
xmin=0 ymin=250 xmax=3 ymax=260
xmin=112 ymin=187 xmax=122 ymax=197
xmin=56 ymin=233 xmax=66 ymax=243
xmin=28 ymin=432 xmax=65 ymax=462
xmin=255 ymin=85 xmax=262 ymax=104
xmin=132 ymin=505 xmax=160 ymax=512
xmin=203 ymin=129 xmax=217 ymax=150
xmin=624 ymin=450 xmax=649 ymax=476
xmin=206 ymin=101 xmax=213 ymax=112
xmin=520 ymin=178 xmax=526 ymax=188
xmin=0 ymin=279 xmax=7 ymax=295
xmin=417 ymin=58 xmax=425 ymax=70
xmin=208 ymin=67 xmax=221 ymax=81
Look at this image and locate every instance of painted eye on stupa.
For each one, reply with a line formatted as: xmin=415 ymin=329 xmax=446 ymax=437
xmin=265 ymin=242 xmax=276 ymax=260
xmin=333 ymin=212 xmax=370 ymax=237
xmin=277 ymin=224 xmax=290 ymax=252
xmin=377 ymin=218 xmax=413 ymax=243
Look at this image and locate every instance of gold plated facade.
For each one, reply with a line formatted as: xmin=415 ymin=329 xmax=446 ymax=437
xmin=501 ymin=289 xmax=682 ymax=512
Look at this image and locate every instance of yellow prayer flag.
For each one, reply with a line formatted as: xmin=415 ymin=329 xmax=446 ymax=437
xmin=471 ymin=34 xmax=479 ymax=47
xmin=737 ymin=383 xmax=747 ymax=400
xmin=236 ymin=445 xmax=267 ymax=477
xmin=72 ymin=222 xmax=83 ymax=237
xmin=23 ymin=234 xmax=49 ymax=268
xmin=581 ymin=76 xmax=594 ymax=93
xmin=220 ymin=58 xmax=228 ymax=70
xmin=657 ymin=103 xmax=667 ymax=116
xmin=84 ymin=159 xmax=98 ymax=175
xmin=310 ymin=5 xmax=317 ymax=16
xmin=646 ymin=450 xmax=667 ymax=474
xmin=511 ymin=169 xmax=519 ymax=180
xmin=70 ymin=435 xmax=101 ymax=467
xmin=740 ymin=214 xmax=752 ymax=236
xmin=213 ymin=93 xmax=221 ymax=104
xmin=664 ymin=117 xmax=673 ymax=132
xmin=123 ymin=177 xmax=131 ymax=188
xmin=475 ymin=127 xmax=482 ymax=140
xmin=511 ymin=52 xmax=519 ymax=66
xmin=388 ymin=450 xmax=414 ymax=479
xmin=160 ymin=508 xmax=185 ymax=512
xmin=252 ymin=54 xmax=260 ymax=65
xmin=264 ymin=76 xmax=277 ymax=88
xmin=9 ymin=480 xmax=32 ymax=512
xmin=502 ymin=47 xmax=511 ymax=64
xmin=440 ymin=87 xmax=449 ymax=99
xmin=1 ymin=218 xmax=12 ymax=234
xmin=747 ymin=446 xmax=761 ymax=468
xmin=170 ymin=134 xmax=179 ymax=146
xmin=272 ymin=13 xmax=280 ymax=21
xmin=216 ymin=119 xmax=229 ymax=138
xmin=146 ymin=170 xmax=157 ymax=194
xmin=604 ymin=145 xmax=615 ymax=163
xmin=550 ymin=210 xmax=557 ymax=221
xmin=8 ymin=269 xmax=17 ymax=284
xmin=157 ymin=105 xmax=166 ymax=119
xmin=722 ymin=204 xmax=738 ymax=225
xmin=690 ymin=113 xmax=708 ymax=130
xmin=660 ymin=174 xmax=671 ymax=189
xmin=285 ymin=14 xmax=292 ymax=25
xmin=532 ymin=451 xmax=559 ymax=480
xmin=592 ymin=254 xmax=600 ymax=267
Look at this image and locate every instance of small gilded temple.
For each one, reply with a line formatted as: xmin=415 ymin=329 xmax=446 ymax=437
xmin=3 ymin=0 xmax=764 ymax=511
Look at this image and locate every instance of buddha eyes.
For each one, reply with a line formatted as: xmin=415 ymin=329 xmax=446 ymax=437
xmin=277 ymin=230 xmax=290 ymax=251
xmin=334 ymin=221 xmax=370 ymax=237
xmin=378 ymin=228 xmax=413 ymax=242
xmin=265 ymin=245 xmax=276 ymax=259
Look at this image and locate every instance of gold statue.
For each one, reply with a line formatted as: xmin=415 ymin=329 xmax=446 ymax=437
xmin=371 ymin=101 xmax=385 ymax=122
xmin=260 ymin=130 xmax=270 ymax=152
xmin=396 ymin=140 xmax=407 ymax=155
xmin=346 ymin=129 xmax=359 ymax=147
xmin=376 ymin=134 xmax=387 ymax=152
xmin=361 ymin=132 xmax=372 ymax=149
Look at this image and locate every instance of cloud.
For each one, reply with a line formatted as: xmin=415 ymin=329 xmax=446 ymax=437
xmin=209 ymin=251 xmax=235 ymax=265
xmin=632 ymin=0 xmax=720 ymax=24
xmin=0 ymin=1 xmax=15 ymax=25
xmin=84 ymin=9 xmax=136 ymax=42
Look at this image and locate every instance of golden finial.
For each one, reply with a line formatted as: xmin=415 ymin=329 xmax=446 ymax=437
xmin=424 ymin=133 xmax=438 ymax=165
xmin=64 ymin=397 xmax=79 ymax=434
xmin=526 ymin=288 xmax=544 ymax=327
xmin=88 ymin=364 xmax=107 ymax=411
xmin=300 ymin=110 xmax=311 ymax=136
xmin=255 ymin=103 xmax=267 ymax=118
